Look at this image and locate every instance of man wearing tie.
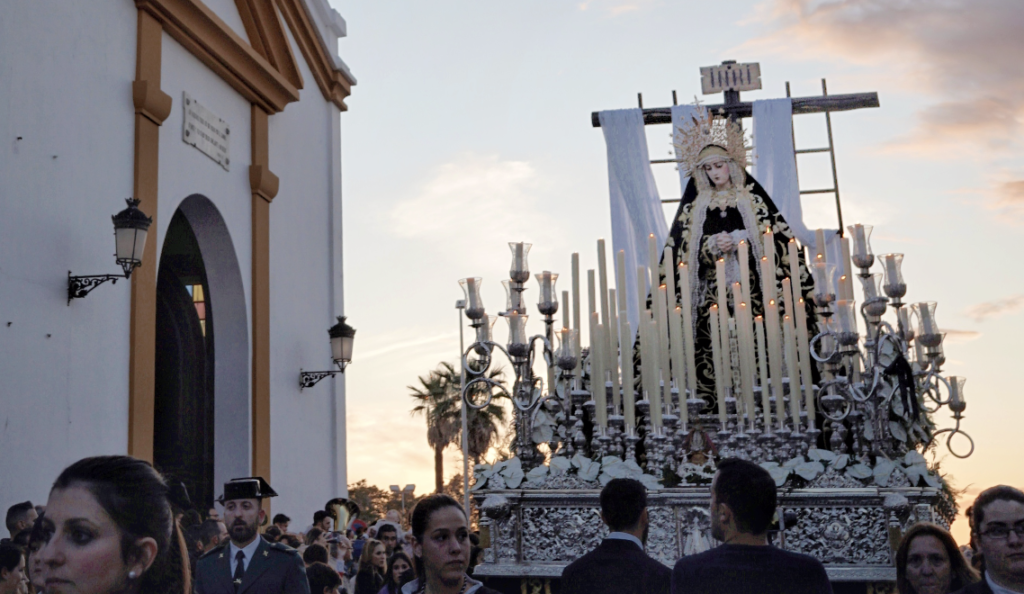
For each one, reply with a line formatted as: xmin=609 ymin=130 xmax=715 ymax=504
xmin=560 ymin=478 xmax=671 ymax=594
xmin=195 ymin=478 xmax=310 ymax=594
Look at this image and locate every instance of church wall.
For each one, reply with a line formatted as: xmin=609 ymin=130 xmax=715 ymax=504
xmin=0 ymin=1 xmax=139 ymax=509
xmin=158 ymin=31 xmax=257 ymax=493
xmin=265 ymin=18 xmax=349 ymax=522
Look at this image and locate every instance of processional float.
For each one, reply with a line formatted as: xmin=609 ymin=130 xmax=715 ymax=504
xmin=461 ymin=62 xmax=973 ymax=591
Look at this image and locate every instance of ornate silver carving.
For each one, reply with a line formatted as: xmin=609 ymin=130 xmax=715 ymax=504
xmin=783 ymin=506 xmax=891 ymax=565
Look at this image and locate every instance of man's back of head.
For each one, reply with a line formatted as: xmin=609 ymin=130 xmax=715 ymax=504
xmin=600 ymin=478 xmax=647 ymax=533
xmin=5 ymin=501 xmax=35 ymax=538
xmin=711 ymin=458 xmax=776 ymax=542
xmin=198 ymin=518 xmax=227 ymax=552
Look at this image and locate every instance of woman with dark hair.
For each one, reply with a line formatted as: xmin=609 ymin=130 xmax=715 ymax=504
xmin=306 ymin=562 xmax=343 ymax=594
xmin=353 ymin=538 xmax=385 ymax=594
xmin=896 ymin=523 xmax=978 ymax=594
xmin=36 ymin=455 xmax=192 ymax=594
xmin=0 ymin=542 xmax=27 ymax=594
xmin=378 ymin=551 xmax=414 ymax=594
xmin=306 ymin=528 xmax=328 ymax=549
xmin=404 ymin=494 xmax=499 ymax=594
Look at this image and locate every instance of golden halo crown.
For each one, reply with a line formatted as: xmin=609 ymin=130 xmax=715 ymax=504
xmin=672 ymin=101 xmax=750 ymax=178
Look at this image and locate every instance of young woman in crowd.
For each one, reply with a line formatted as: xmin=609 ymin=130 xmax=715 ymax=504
xmin=35 ymin=455 xmax=192 ymax=594
xmin=0 ymin=543 xmax=27 ymax=594
xmin=896 ymin=522 xmax=978 ymax=594
xmin=306 ymin=562 xmax=343 ymax=594
xmin=353 ymin=538 xmax=386 ymax=594
xmin=379 ymin=551 xmax=414 ymax=594
xmin=404 ymin=494 xmax=499 ymax=594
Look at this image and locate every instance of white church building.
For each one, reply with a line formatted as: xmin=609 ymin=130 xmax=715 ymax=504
xmin=0 ymin=0 xmax=356 ymax=522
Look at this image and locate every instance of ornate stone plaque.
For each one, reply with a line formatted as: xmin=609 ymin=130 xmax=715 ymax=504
xmin=182 ymin=92 xmax=230 ymax=171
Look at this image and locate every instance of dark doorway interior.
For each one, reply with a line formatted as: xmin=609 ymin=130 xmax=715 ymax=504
xmin=155 ymin=209 xmax=215 ymax=512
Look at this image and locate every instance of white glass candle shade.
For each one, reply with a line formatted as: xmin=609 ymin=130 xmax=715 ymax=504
xmin=536 ymin=271 xmax=559 ymax=315
xmin=913 ymin=301 xmax=940 ymax=345
xmin=555 ymin=328 xmax=579 ymax=370
xmin=847 ymin=224 xmax=874 ymax=269
xmin=948 ymin=376 xmax=966 ymax=413
xmin=811 ymin=262 xmax=837 ymax=307
xmin=509 ymin=242 xmax=532 ymax=282
xmin=859 ymin=274 xmax=887 ymax=317
xmin=475 ymin=314 xmax=497 ymax=347
xmin=834 ymin=300 xmax=859 ymax=346
xmin=882 ymin=253 xmax=906 ymax=298
xmin=507 ymin=312 xmax=530 ymax=357
xmin=459 ymin=277 xmax=485 ymax=320
xmin=897 ymin=307 xmax=915 ymax=342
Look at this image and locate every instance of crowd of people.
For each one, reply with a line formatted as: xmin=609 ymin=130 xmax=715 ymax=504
xmin=0 ymin=455 xmax=491 ymax=594
xmin=1 ymin=455 xmax=1021 ymax=594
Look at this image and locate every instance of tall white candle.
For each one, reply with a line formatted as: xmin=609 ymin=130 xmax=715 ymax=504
xmin=841 ymin=237 xmax=855 ymax=299
xmin=657 ymin=284 xmax=672 ymax=396
xmin=648 ymin=234 xmax=660 ymax=290
xmin=588 ymin=270 xmax=597 ymax=316
xmin=788 ymin=239 xmax=802 ymax=297
xmin=716 ymin=258 xmax=730 ymax=352
xmin=765 ymin=299 xmax=787 ymax=430
xmin=608 ymin=288 xmax=621 ymax=410
xmin=616 ymin=250 xmax=628 ymax=326
xmin=572 ymin=253 xmax=581 ymax=385
xmin=763 ymin=226 xmax=775 ymax=270
xmin=678 ymin=263 xmax=698 ymax=401
xmin=738 ymin=239 xmax=752 ymax=306
xmin=619 ymin=309 xmax=635 ymax=429
xmin=783 ymin=314 xmax=802 ymax=430
xmin=815 ymin=229 xmax=826 ymax=262
xmin=648 ymin=317 xmax=663 ymax=428
xmin=562 ymin=290 xmax=570 ymax=330
xmin=671 ymin=305 xmax=688 ymax=431
xmin=592 ymin=314 xmax=607 ymax=427
xmin=598 ymin=239 xmax=610 ymax=326
xmin=737 ymin=300 xmax=757 ymax=432
xmin=795 ymin=297 xmax=815 ymax=424
xmin=710 ymin=305 xmax=728 ymax=429
xmin=755 ymin=315 xmax=771 ymax=429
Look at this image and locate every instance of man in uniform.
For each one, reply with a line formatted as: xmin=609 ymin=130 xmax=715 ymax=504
xmin=195 ymin=477 xmax=310 ymax=594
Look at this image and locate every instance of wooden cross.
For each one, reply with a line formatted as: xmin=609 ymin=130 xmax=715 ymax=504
xmin=590 ymin=60 xmax=881 ymax=232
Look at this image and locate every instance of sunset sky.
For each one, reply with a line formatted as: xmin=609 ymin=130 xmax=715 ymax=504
xmin=331 ymin=0 xmax=1024 ymax=544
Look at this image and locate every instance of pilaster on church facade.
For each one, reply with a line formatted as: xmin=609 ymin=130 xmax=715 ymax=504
xmin=0 ymin=0 xmax=356 ymax=523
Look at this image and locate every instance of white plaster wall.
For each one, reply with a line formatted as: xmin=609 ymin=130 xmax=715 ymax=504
xmin=158 ymin=31 xmax=256 ymax=494
xmin=266 ymin=19 xmax=348 ymax=523
xmin=0 ymin=1 xmax=138 ymax=511
xmin=203 ymin=0 xmax=251 ymax=45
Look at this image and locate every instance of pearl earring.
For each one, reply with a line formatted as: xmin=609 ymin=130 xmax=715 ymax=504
xmin=128 ymin=571 xmax=138 ymax=580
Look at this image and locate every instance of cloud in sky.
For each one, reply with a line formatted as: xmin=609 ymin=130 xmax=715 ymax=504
xmin=744 ymin=0 xmax=1024 ymax=216
xmin=964 ymin=294 xmax=1024 ymax=323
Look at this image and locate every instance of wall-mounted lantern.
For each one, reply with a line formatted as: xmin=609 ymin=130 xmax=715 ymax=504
xmin=68 ymin=199 xmax=152 ymax=304
xmin=299 ymin=316 xmax=356 ymax=389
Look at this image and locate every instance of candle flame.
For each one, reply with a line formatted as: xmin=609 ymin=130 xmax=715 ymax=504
xmin=769 ymin=299 xmax=776 ymax=306
xmin=765 ymin=225 xmax=772 ymax=234
xmin=755 ymin=315 xmax=763 ymax=321
xmin=711 ymin=305 xmax=718 ymax=311
xmin=740 ymin=302 xmax=747 ymax=308
xmin=762 ymin=256 xmax=768 ymax=262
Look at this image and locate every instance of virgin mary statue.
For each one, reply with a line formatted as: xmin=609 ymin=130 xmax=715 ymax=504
xmin=665 ymin=107 xmax=817 ymax=409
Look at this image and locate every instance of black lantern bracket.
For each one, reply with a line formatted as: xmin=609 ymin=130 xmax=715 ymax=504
xmin=68 ymin=198 xmax=152 ymax=305
xmin=299 ymin=361 xmax=348 ymax=390
xmin=67 ymin=271 xmax=127 ymax=305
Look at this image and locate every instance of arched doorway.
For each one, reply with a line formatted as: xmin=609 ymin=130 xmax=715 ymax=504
xmin=154 ymin=195 xmax=249 ymax=511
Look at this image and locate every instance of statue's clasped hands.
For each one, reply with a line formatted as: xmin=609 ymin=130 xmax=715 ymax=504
xmin=714 ymin=232 xmax=736 ymax=254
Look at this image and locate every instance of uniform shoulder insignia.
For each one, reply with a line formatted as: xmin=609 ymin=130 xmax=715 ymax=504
xmin=198 ymin=543 xmax=228 ymax=560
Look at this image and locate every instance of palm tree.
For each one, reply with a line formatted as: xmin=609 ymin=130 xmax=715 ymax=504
xmin=409 ymin=361 xmax=508 ymax=492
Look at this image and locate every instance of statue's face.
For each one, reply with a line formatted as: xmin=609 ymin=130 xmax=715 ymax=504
xmin=703 ymin=160 xmax=731 ymax=189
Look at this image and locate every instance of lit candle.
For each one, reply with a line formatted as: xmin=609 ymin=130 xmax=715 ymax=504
xmin=738 ymin=239 xmax=751 ymax=305
xmin=783 ymin=314 xmax=802 ymax=429
xmin=841 ymin=237 xmax=855 ymax=299
xmin=620 ymin=308 xmax=635 ymax=429
xmin=639 ymin=308 xmax=655 ymax=415
xmin=709 ymin=305 xmax=728 ymax=429
xmin=788 ymin=239 xmax=802 ymax=297
xmin=760 ymin=256 xmax=775 ymax=307
xmin=765 ymin=299 xmax=786 ymax=430
xmin=815 ymin=229 xmax=826 ymax=262
xmin=755 ymin=315 xmax=771 ymax=429
xmin=678 ymin=263 xmax=697 ymax=401
xmin=648 ymin=234 xmax=660 ymax=289
xmin=795 ymin=297 xmax=815 ymax=424
xmin=763 ymin=225 xmax=775 ymax=271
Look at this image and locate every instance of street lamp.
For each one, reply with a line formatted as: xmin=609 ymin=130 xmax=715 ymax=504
xmin=389 ymin=484 xmax=415 ymax=514
xmin=299 ymin=316 xmax=356 ymax=389
xmin=68 ymin=198 xmax=152 ymax=304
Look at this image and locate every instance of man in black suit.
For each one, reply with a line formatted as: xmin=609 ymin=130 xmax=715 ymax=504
xmin=954 ymin=485 xmax=1024 ymax=594
xmin=195 ymin=477 xmax=310 ymax=594
xmin=561 ymin=478 xmax=671 ymax=594
xmin=671 ymin=458 xmax=832 ymax=594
